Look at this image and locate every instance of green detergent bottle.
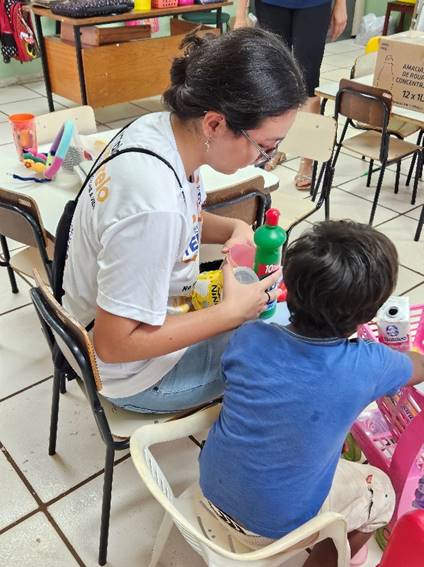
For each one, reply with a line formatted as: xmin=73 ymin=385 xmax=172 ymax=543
xmin=254 ymin=208 xmax=286 ymax=319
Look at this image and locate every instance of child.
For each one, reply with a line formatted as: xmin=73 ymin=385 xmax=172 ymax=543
xmin=199 ymin=220 xmax=424 ymax=566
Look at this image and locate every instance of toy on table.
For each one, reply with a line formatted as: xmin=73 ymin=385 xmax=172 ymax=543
xmin=347 ymin=302 xmax=424 ymax=548
xmin=12 ymin=120 xmax=90 ymax=184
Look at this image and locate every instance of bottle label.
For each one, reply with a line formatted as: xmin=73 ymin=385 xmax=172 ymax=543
xmin=256 ymin=264 xmax=282 ymax=314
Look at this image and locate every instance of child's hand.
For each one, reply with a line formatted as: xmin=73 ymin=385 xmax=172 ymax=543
xmin=221 ymin=261 xmax=282 ymax=323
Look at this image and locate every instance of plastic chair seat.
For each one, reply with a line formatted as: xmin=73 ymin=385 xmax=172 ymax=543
xmin=182 ymin=11 xmax=230 ymax=26
xmin=342 ymin=130 xmax=419 ymax=163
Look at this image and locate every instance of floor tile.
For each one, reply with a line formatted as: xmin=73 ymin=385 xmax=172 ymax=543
xmin=376 ymin=215 xmax=424 ymax=274
xmin=396 ymin=266 xmax=424 ymax=296
xmin=0 ymin=305 xmax=52 ymax=400
xmin=320 ymin=67 xmax=351 ymax=83
xmin=285 ymin=152 xmax=370 ymax=187
xmin=405 ymin=282 xmax=424 ymax=304
xmin=132 ymin=94 xmax=165 ymax=113
xmin=0 ymin=379 xmax=108 ymax=502
xmin=0 ymin=449 xmax=38 ymax=530
xmin=323 ymin=52 xmax=359 ymax=69
xmin=324 ymin=39 xmax=363 ymax=55
xmin=0 ymin=97 xmax=65 ymax=118
xmin=0 ymin=85 xmax=39 ymax=105
xmin=105 ymin=111 xmax=150 ymax=130
xmin=49 ymin=438 xmax=201 ymax=566
xmin=94 ymin=103 xmax=142 ymax=124
xmin=313 ymin=187 xmax=400 ymax=226
xmin=0 ymin=268 xmax=31 ymax=316
xmin=0 ymin=513 xmax=78 ymax=566
xmin=0 ymin=121 xmax=14 ymax=145
xmin=0 ymin=111 xmax=8 ymax=123
xmin=339 ymin=169 xmax=423 ymax=218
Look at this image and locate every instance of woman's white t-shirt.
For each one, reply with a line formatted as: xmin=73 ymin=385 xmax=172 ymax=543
xmin=63 ymin=112 xmax=205 ymax=398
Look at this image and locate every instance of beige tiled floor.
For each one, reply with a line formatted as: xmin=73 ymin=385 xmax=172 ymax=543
xmin=0 ymin=38 xmax=423 ymax=566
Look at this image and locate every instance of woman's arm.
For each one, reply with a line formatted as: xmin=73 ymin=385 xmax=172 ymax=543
xmin=201 ymin=210 xmax=253 ymax=250
xmin=329 ymin=0 xmax=347 ymax=41
xmin=93 ymin=262 xmax=281 ymax=363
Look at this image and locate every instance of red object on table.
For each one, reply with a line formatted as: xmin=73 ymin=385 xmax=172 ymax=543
xmin=378 ymin=510 xmax=424 ymax=567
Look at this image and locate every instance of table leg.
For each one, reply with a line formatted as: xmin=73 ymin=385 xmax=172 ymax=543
xmin=216 ymin=8 xmax=222 ymax=34
xmin=73 ymin=26 xmax=88 ymax=106
xmin=34 ymin=14 xmax=55 ymax=112
xmin=398 ymin=10 xmax=406 ymax=33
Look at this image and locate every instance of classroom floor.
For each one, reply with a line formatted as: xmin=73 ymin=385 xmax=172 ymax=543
xmin=0 ymin=38 xmax=423 ymax=566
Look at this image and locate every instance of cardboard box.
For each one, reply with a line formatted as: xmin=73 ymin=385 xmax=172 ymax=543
xmin=373 ymin=31 xmax=424 ymax=112
xmin=60 ymin=23 xmax=151 ymax=47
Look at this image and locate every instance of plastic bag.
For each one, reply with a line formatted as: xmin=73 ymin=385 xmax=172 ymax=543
xmin=355 ymin=13 xmax=385 ymax=46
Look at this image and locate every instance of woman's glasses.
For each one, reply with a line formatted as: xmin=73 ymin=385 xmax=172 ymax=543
xmin=240 ymin=129 xmax=281 ymax=168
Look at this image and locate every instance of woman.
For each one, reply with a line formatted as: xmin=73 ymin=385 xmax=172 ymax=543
xmin=235 ymin=0 xmax=347 ymax=188
xmin=62 ymin=28 xmax=306 ymax=414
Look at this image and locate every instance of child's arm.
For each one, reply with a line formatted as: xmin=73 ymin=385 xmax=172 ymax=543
xmin=406 ymin=351 xmax=424 ymax=386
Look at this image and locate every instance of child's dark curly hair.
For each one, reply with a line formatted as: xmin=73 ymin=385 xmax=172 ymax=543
xmin=284 ymin=220 xmax=398 ymax=338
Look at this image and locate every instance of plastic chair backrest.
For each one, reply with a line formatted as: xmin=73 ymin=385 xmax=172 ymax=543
xmin=0 ymin=187 xmax=48 ymax=249
xmin=204 ymin=175 xmax=267 ymax=228
xmin=336 ymin=79 xmax=392 ymax=130
xmin=35 ymin=105 xmax=96 ymax=144
xmin=130 ymin=405 xmax=349 ymax=565
xmin=280 ymin=111 xmax=337 ymax=163
xmin=351 ymin=51 xmax=378 ymax=79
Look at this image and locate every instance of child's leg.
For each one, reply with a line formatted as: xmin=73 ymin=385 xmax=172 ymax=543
xmin=305 ymin=459 xmax=395 ymax=566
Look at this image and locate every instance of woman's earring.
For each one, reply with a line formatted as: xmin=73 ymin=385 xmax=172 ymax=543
xmin=204 ymin=138 xmax=211 ymax=152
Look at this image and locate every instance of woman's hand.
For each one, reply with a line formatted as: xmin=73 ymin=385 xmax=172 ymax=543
xmin=220 ymin=261 xmax=282 ymax=322
xmin=329 ymin=0 xmax=347 ymax=41
xmin=221 ymin=219 xmax=254 ymax=254
xmin=234 ymin=0 xmax=250 ymax=30
xmin=233 ymin=15 xmax=250 ymax=29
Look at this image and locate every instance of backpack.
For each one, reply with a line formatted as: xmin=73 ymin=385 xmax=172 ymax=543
xmin=51 ymin=123 xmax=183 ymax=379
xmin=0 ymin=1 xmax=39 ymax=63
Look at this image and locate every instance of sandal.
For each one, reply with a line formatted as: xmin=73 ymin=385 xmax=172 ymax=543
xmin=263 ymin=151 xmax=286 ymax=172
xmin=294 ymin=158 xmax=313 ymax=191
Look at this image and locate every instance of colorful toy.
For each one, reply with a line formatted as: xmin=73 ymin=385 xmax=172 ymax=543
xmin=350 ymin=303 xmax=424 ymax=548
xmin=12 ymin=120 xmax=84 ymax=183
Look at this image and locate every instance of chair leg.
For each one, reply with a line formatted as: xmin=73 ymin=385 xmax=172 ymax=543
xmin=394 ymin=161 xmax=401 ymax=194
xmin=99 ymin=446 xmax=115 ymax=566
xmin=0 ymin=235 xmax=19 ymax=294
xmin=48 ymin=368 xmax=62 ymax=456
xmin=369 ymin=162 xmax=387 ymax=225
xmin=60 ymin=372 xmax=67 ymax=394
xmin=366 ymin=159 xmax=374 ymax=188
xmin=148 ymin=512 xmax=174 ymax=567
xmin=406 ymin=152 xmax=417 ymax=187
xmin=415 ymin=204 xmax=424 ymax=241
xmin=411 ymin=151 xmax=423 ymax=206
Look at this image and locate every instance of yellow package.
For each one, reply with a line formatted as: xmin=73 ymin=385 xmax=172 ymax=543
xmin=192 ymin=270 xmax=223 ymax=310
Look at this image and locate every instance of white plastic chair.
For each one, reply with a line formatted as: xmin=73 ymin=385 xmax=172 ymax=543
xmin=130 ymin=405 xmax=349 ymax=567
xmin=35 ymin=105 xmax=96 ymax=144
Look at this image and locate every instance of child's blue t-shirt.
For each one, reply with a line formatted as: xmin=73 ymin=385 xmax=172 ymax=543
xmin=199 ymin=322 xmax=412 ymax=539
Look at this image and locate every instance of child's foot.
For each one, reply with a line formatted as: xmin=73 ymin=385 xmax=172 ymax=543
xmin=350 ymin=544 xmax=368 ymax=566
xmin=294 ymin=158 xmax=313 ymax=191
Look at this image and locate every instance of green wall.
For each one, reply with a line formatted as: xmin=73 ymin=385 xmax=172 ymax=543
xmin=366 ymin=0 xmax=390 ymax=17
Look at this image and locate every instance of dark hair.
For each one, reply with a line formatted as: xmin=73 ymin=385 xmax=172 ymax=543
xmin=163 ymin=28 xmax=306 ymax=132
xmin=284 ymin=220 xmax=398 ymax=338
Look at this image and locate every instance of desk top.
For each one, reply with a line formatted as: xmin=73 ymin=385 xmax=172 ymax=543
xmin=316 ymin=74 xmax=424 ymax=129
xmin=29 ymin=2 xmax=233 ymax=26
xmin=0 ymin=130 xmax=279 ymax=236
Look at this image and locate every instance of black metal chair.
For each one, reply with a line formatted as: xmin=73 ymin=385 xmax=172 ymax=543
xmin=332 ymin=79 xmax=423 ymax=226
xmin=30 ymin=271 xmax=210 ymax=565
xmin=0 ymin=187 xmax=53 ymax=293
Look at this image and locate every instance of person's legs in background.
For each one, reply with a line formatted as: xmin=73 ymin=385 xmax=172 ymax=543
xmin=254 ymin=1 xmax=293 ymax=171
xmin=291 ymin=2 xmax=332 ymax=190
